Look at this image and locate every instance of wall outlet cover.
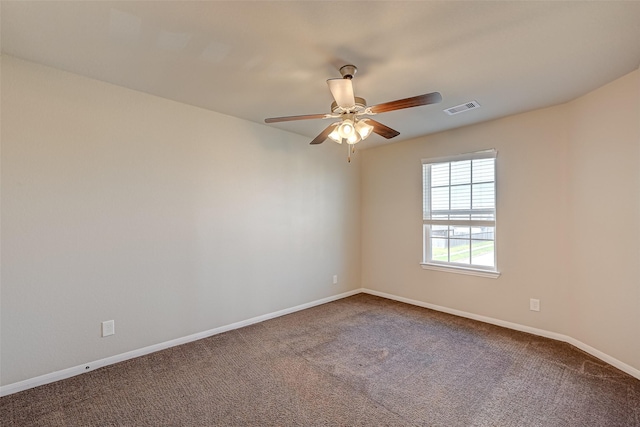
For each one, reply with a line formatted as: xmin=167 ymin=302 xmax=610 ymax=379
xmin=530 ymin=299 xmax=540 ymax=312
xmin=102 ymin=320 xmax=115 ymax=337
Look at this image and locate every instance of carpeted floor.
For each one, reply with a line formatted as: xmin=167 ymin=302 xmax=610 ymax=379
xmin=1 ymin=294 xmax=639 ymax=426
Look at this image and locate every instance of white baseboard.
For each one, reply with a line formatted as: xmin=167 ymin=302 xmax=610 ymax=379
xmin=362 ymin=288 xmax=640 ymax=380
xmin=3 ymin=287 xmax=638 ymax=397
xmin=0 ymin=289 xmax=361 ymax=397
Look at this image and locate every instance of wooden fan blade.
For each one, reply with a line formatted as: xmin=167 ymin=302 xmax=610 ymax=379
xmin=327 ymin=78 xmax=355 ymax=109
xmin=369 ymin=92 xmax=442 ymax=114
xmin=367 ymin=119 xmax=400 ymax=139
xmin=265 ymin=113 xmax=327 ymax=123
xmin=310 ymin=123 xmax=338 ymax=145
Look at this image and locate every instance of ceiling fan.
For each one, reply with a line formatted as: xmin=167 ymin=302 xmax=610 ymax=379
xmin=264 ymin=65 xmax=442 ymax=161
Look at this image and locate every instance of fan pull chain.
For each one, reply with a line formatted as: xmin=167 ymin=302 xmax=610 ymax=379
xmin=347 ymin=143 xmax=351 ymax=163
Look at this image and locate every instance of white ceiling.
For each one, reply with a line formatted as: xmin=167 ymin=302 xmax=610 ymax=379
xmin=2 ymin=1 xmax=640 ymax=148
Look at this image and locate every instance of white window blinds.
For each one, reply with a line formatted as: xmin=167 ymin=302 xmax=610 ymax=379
xmin=422 ymin=150 xmax=497 ymax=271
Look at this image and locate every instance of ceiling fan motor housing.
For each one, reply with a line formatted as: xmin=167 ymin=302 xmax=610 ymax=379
xmin=331 ymin=97 xmax=367 ymax=113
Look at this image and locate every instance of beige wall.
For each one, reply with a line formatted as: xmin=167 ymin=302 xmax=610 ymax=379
xmin=566 ymin=69 xmax=640 ymax=370
xmin=361 ymin=103 xmax=572 ymax=334
xmin=362 ymin=68 xmax=640 ymax=371
xmin=0 ymin=56 xmax=361 ymax=386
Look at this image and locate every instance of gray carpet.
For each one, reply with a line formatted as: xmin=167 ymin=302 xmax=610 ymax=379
xmin=2 ymin=294 xmax=639 ymax=426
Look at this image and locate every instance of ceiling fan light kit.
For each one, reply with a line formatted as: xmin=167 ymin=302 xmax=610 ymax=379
xmin=264 ymin=65 xmax=442 ymax=161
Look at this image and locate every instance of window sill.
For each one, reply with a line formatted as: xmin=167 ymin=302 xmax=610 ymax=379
xmin=420 ymin=263 xmax=501 ymax=279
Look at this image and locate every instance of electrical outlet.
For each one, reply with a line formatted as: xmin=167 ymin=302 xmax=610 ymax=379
xmin=102 ymin=320 xmax=115 ymax=337
xmin=332 ymin=275 xmax=338 ymax=285
xmin=529 ymin=299 xmax=540 ymax=312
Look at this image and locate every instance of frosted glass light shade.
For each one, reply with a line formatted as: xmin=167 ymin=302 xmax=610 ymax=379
xmin=346 ymin=131 xmax=361 ymax=145
xmin=328 ymin=127 xmax=342 ymax=143
xmin=337 ymin=120 xmax=355 ymax=139
xmin=355 ymin=119 xmax=374 ymax=139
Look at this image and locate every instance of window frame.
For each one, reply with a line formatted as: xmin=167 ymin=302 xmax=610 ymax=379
xmin=421 ymin=150 xmax=500 ymax=278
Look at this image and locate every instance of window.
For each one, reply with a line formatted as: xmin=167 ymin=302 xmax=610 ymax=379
xmin=422 ymin=150 xmax=499 ymax=278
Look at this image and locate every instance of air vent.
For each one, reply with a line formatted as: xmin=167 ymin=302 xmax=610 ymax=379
xmin=444 ymin=100 xmax=481 ymax=115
